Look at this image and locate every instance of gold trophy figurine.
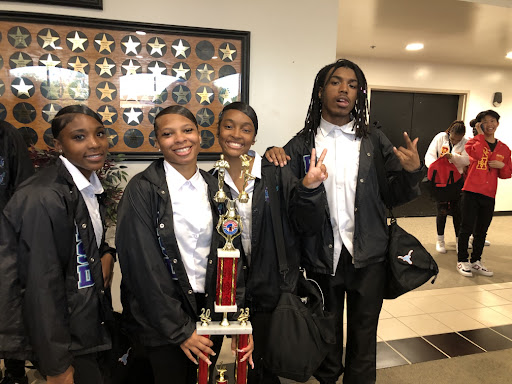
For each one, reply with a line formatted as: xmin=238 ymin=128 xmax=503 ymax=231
xmin=238 ymin=154 xmax=256 ymax=203
xmin=214 ymin=154 xmax=230 ymax=203
xmin=216 ymin=363 xmax=228 ymax=384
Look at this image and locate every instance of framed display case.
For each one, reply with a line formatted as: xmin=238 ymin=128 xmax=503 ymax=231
xmin=0 ymin=11 xmax=250 ymax=159
xmin=0 ymin=0 xmax=103 ymax=10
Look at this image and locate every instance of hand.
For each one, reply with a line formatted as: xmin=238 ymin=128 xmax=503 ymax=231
xmin=475 ymin=122 xmax=484 ymax=135
xmin=101 ymin=253 xmax=115 ymax=288
xmin=441 ymin=152 xmax=452 ymax=160
xmin=231 ymin=335 xmax=254 ymax=369
xmin=302 ymin=148 xmax=328 ymax=189
xmin=180 ymin=330 xmax=216 ymax=365
xmin=264 ymin=147 xmax=291 ymax=167
xmin=393 ymin=132 xmax=421 ymax=172
xmin=488 ymin=160 xmax=505 ymax=169
xmin=47 ymin=366 xmax=74 ymax=384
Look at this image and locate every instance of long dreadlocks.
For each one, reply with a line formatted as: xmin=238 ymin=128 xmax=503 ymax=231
xmin=298 ymin=59 xmax=370 ymax=141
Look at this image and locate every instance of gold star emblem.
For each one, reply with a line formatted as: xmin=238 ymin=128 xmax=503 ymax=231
xmin=40 ymin=54 xmax=61 ymax=68
xmin=38 ymin=29 xmax=60 ymax=49
xmin=68 ymin=57 xmax=89 ymax=74
xmin=220 ymin=43 xmax=236 ymax=61
xmin=41 ymin=81 xmax=62 ymax=99
xmin=96 ymin=58 xmax=116 ymax=76
xmin=197 ymin=64 xmax=214 ymax=81
xmin=107 ymin=131 xmax=118 ymax=147
xmin=196 ymin=109 xmax=213 ymax=125
xmin=148 ymin=37 xmax=166 ymax=56
xmin=98 ymin=106 xmax=117 ymax=123
xmin=95 ymin=34 xmax=115 ymax=53
xmin=173 ymin=86 xmax=190 ymax=103
xmin=69 ymin=82 xmax=89 ymax=99
xmin=196 ymin=87 xmax=213 ymax=104
xmin=97 ymin=82 xmax=116 ymax=101
xmin=42 ymin=104 xmax=60 ymax=121
xmin=124 ymin=108 xmax=142 ymax=124
xmin=10 ymin=53 xmax=32 ymax=68
xmin=0 ymin=82 xmax=4 ymax=94
xmin=219 ymin=88 xmax=232 ymax=105
xmin=12 ymin=78 xmax=34 ymax=98
xmin=172 ymin=63 xmax=190 ymax=80
xmin=172 ymin=39 xmax=190 ymax=58
xmin=148 ymin=62 xmax=166 ymax=76
xmin=9 ymin=27 xmax=30 ymax=48
xmin=152 ymin=91 xmax=167 ymax=103
xmin=122 ymin=36 xmax=141 ymax=55
xmin=67 ymin=31 xmax=88 ymax=51
xmin=14 ymin=103 xmax=35 ymax=122
xmin=122 ymin=59 xmax=141 ymax=75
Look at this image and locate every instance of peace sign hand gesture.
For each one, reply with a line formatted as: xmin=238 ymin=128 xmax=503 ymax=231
xmin=393 ymin=132 xmax=421 ymax=172
xmin=302 ymin=148 xmax=328 ymax=189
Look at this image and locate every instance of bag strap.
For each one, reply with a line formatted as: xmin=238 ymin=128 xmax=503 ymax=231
xmin=369 ymin=132 xmax=395 ymax=220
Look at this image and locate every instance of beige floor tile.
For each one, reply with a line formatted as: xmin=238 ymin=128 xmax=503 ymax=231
xmin=397 ymin=314 xmax=453 ymax=336
xmin=479 ymin=283 xmax=512 ymax=291
xmin=491 ymin=288 xmax=512 ymax=301
xmin=464 ymin=290 xmax=512 ymax=307
xmin=379 ymin=308 xmax=393 ymax=319
xmin=382 ymin=299 xmax=425 ymax=317
xmin=408 ymin=296 xmax=456 ymax=313
xmin=377 ymin=318 xmax=418 ymax=341
xmin=401 ymin=289 xmax=442 ymax=299
xmin=430 ymin=310 xmax=487 ymax=332
xmin=489 ymin=304 xmax=512 ymax=319
xmin=436 ymin=293 xmax=486 ymax=310
xmin=462 ymin=307 xmax=512 ymax=327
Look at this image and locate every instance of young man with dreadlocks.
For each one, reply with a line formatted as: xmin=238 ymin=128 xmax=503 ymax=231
xmin=265 ymin=59 xmax=425 ymax=384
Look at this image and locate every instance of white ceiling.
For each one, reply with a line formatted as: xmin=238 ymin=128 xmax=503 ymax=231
xmin=337 ymin=0 xmax=512 ymax=69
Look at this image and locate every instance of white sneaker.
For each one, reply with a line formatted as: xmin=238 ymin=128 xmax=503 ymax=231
xmin=471 ymin=260 xmax=494 ymax=277
xmin=457 ymin=262 xmax=473 ymax=277
xmin=485 ymin=240 xmax=491 ymax=246
xmin=436 ymin=241 xmax=447 ymax=254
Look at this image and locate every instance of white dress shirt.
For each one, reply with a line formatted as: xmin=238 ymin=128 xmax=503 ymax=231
xmin=60 ymin=155 xmax=104 ymax=248
xmin=164 ymin=161 xmax=213 ymax=293
xmin=223 ymin=150 xmax=261 ymax=263
xmin=315 ymin=118 xmax=361 ymax=271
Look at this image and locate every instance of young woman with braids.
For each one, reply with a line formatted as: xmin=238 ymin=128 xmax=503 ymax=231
xmin=265 ymin=59 xmax=425 ymax=384
xmin=425 ymin=120 xmax=469 ymax=254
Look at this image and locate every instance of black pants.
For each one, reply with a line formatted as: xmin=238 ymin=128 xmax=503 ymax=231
xmin=4 ymin=359 xmax=26 ymax=377
xmin=247 ymin=311 xmax=280 ymax=384
xmin=436 ymin=197 xmax=461 ymax=236
xmin=457 ymin=191 xmax=495 ymax=263
xmin=73 ymin=352 xmax=109 ymax=384
xmin=309 ymin=247 xmax=386 ymax=384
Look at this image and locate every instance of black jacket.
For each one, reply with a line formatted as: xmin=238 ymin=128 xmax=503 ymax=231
xmin=116 ymin=159 xmax=245 ymax=347
xmin=0 ymin=121 xmax=34 ymax=360
xmin=285 ymin=128 xmax=425 ymax=271
xmin=211 ymin=159 xmax=301 ymax=313
xmin=1 ymin=159 xmax=113 ymax=376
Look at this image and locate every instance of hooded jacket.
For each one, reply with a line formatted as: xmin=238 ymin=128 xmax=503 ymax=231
xmin=116 ymin=159 xmax=245 ymax=347
xmin=1 ymin=159 xmax=113 ymax=376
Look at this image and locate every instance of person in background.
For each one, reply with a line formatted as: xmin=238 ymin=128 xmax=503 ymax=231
xmin=424 ymin=120 xmax=469 ymax=253
xmin=0 ymin=121 xmax=35 ymax=384
xmin=457 ymin=110 xmax=511 ymax=277
xmin=116 ymin=105 xmax=253 ymax=384
xmin=265 ymin=59 xmax=424 ymax=384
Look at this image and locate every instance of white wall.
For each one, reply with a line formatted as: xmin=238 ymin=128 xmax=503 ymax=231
xmin=2 ymin=0 xmax=339 ymax=179
xmin=349 ymin=56 xmax=512 ymax=212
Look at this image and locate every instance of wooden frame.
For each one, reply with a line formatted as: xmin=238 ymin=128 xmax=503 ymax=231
xmin=0 ymin=11 xmax=250 ymax=160
xmin=0 ymin=0 xmax=103 ymax=10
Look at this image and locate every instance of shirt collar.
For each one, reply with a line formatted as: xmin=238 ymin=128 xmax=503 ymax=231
xmin=60 ymin=155 xmax=103 ymax=194
xmin=163 ymin=160 xmax=202 ymax=193
xmin=319 ymin=117 xmax=355 ymax=137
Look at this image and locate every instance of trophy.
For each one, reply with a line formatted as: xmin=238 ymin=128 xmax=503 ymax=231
xmin=196 ymin=154 xmax=254 ymax=384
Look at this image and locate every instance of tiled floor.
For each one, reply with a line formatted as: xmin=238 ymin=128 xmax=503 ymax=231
xmin=374 ymin=282 xmax=512 ymax=369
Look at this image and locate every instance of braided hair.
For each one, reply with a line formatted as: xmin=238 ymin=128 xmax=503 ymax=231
xmin=298 ymin=59 xmax=369 ymax=141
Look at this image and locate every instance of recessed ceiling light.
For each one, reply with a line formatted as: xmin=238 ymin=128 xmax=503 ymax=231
xmin=406 ymin=43 xmax=424 ymax=51
xmin=136 ymin=31 xmax=146 ymax=35
xmin=506 ymin=52 xmax=512 ymax=59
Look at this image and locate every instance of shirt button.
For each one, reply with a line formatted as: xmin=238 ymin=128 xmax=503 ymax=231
xmin=328 ymin=244 xmax=333 ymax=249
xmin=209 ymin=260 xmax=213 ymax=265
xmin=82 ymin=223 xmax=87 ymax=229
xmin=173 ymin=259 xmax=178 ymax=264
xmin=205 ymin=293 xmax=209 ymax=297
xmin=159 ymin=223 xmax=165 ymax=228
xmin=360 ymin=178 xmax=364 ymax=183
xmin=90 ymin=257 xmax=95 ymax=262
xmin=367 ymin=152 xmax=371 ymax=157
xmin=100 ymin=289 xmax=105 ymax=294
xmin=188 ymin=290 xmax=193 ymax=295
xmin=161 ymin=190 xmax=166 ymax=195
xmin=355 ymin=207 xmax=358 ymax=212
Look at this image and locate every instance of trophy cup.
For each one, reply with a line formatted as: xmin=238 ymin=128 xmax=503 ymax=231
xmin=196 ymin=154 xmax=254 ymax=384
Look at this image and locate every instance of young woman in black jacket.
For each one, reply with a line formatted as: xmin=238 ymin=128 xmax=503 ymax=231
xmin=116 ymin=105 xmax=253 ymax=384
xmin=2 ymin=105 xmax=115 ymax=384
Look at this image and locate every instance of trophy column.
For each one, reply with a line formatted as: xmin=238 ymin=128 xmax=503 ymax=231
xmin=196 ymin=154 xmax=253 ymax=384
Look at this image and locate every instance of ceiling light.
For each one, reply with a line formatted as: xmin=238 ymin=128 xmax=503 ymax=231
xmin=506 ymin=52 xmax=512 ymax=59
xmin=136 ymin=31 xmax=146 ymax=35
xmin=406 ymin=43 xmax=424 ymax=51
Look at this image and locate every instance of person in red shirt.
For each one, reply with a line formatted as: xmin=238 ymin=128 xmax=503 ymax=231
xmin=457 ymin=110 xmax=512 ymax=277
